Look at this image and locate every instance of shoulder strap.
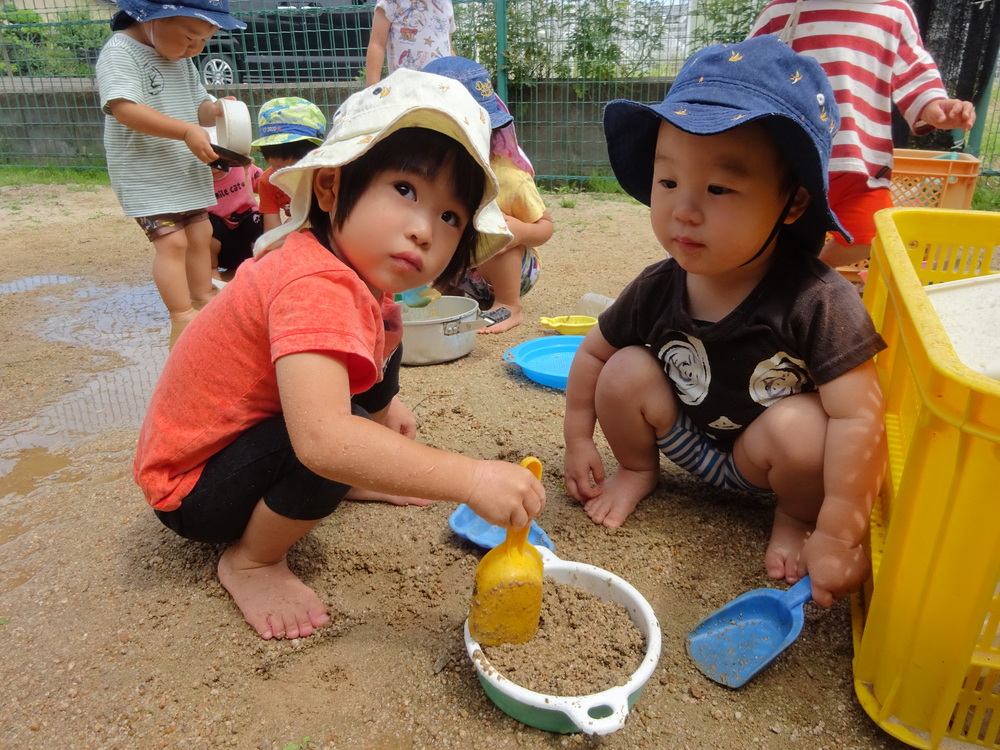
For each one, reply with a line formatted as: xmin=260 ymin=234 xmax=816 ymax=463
xmin=778 ymin=0 xmax=805 ymax=44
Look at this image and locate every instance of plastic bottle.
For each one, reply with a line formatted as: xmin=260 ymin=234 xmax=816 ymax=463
xmin=576 ymin=293 xmax=616 ymax=318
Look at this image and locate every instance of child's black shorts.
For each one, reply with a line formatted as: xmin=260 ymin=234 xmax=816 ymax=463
xmin=210 ymin=210 xmax=263 ymax=271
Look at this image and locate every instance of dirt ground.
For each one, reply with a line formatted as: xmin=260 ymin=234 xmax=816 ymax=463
xmin=0 ymin=184 xmax=913 ymax=750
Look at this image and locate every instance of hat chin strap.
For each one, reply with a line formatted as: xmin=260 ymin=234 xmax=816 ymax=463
xmin=739 ymin=187 xmax=798 ymax=267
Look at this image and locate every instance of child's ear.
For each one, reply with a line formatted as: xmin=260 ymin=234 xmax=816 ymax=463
xmin=313 ymin=167 xmax=341 ymax=213
xmin=783 ymin=185 xmax=811 ymax=225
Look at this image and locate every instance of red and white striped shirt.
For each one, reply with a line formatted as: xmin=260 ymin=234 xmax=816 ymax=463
xmin=749 ymin=0 xmax=948 ymax=189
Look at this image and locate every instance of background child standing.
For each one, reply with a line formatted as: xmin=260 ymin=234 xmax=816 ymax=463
xmin=423 ymin=56 xmax=554 ymax=333
xmin=365 ymin=0 xmax=455 ymax=85
xmin=133 ymin=69 xmax=544 ymax=641
xmin=749 ymin=0 xmax=976 ymax=271
xmin=96 ymin=0 xmax=246 ymax=347
xmin=205 ymin=146 xmax=264 ymax=281
xmin=252 ymin=97 xmax=326 ymax=233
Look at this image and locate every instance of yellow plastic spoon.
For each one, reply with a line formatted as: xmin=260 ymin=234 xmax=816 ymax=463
xmin=467 ymin=456 xmax=545 ymax=646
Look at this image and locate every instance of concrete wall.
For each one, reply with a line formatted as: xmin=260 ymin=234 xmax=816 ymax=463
xmin=0 ymin=77 xmax=673 ymax=178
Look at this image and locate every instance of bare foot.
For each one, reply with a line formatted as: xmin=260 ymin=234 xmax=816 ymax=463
xmin=168 ymin=307 xmax=198 ymax=350
xmin=478 ymin=305 xmax=522 ymax=334
xmin=344 ymin=486 xmax=433 ymax=507
xmin=581 ymin=466 xmax=659 ymax=528
xmin=763 ymin=508 xmax=813 ymax=583
xmin=218 ymin=545 xmax=330 ymax=640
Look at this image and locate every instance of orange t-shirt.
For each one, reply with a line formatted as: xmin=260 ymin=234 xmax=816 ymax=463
xmin=257 ymin=166 xmax=291 ymax=219
xmin=133 ymin=230 xmax=403 ymax=511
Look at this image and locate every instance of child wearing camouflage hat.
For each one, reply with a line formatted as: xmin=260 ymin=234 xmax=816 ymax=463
xmin=563 ymin=35 xmax=888 ymax=609
xmin=252 ymin=97 xmax=327 ymax=232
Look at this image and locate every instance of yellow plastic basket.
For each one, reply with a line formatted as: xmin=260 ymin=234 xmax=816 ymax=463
xmin=890 ymin=149 xmax=981 ymax=209
xmin=852 ymin=208 xmax=1000 ymax=749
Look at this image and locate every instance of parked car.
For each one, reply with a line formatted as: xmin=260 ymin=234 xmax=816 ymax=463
xmin=196 ymin=0 xmax=373 ymax=85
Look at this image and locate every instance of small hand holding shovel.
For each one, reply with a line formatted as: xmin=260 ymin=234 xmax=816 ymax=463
xmin=467 ymin=457 xmax=545 ymax=647
xmin=686 ymin=576 xmax=813 ymax=688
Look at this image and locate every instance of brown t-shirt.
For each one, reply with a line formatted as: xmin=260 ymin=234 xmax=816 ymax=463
xmin=599 ymin=244 xmax=886 ymax=448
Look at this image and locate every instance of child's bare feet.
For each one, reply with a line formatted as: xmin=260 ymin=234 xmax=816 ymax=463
xmin=478 ymin=305 xmax=522 ymax=334
xmin=168 ymin=307 xmax=198 ymax=349
xmin=763 ymin=508 xmax=812 ymax=583
xmin=580 ymin=466 xmax=658 ymax=528
xmin=344 ymin=486 xmax=433 ymax=507
xmin=218 ymin=545 xmax=330 ymax=640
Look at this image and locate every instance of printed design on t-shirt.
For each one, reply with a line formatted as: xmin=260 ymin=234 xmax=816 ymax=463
xmin=657 ymin=333 xmax=709 ymax=406
xmin=748 ymin=351 xmax=812 ymax=407
xmin=398 ymin=0 xmax=427 ymax=32
xmin=144 ymin=61 xmax=164 ymax=95
xmin=708 ymin=415 xmax=741 ymax=431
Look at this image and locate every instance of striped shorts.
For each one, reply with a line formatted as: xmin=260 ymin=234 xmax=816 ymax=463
xmin=656 ymin=411 xmax=769 ymax=493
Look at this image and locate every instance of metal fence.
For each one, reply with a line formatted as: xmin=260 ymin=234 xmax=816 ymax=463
xmin=1 ymin=0 xmax=998 ymax=189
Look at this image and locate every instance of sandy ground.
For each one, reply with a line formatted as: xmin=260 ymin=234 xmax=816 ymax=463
xmin=0 ymin=183 xmax=913 ymax=749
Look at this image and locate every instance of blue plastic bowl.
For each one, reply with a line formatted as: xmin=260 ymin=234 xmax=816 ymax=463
xmin=503 ymin=335 xmax=584 ymax=390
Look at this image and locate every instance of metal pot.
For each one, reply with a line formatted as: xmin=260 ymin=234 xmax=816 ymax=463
xmin=401 ymin=295 xmax=486 ymax=365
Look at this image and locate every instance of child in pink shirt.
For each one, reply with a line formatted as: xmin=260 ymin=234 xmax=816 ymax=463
xmin=207 ymin=155 xmax=264 ymax=279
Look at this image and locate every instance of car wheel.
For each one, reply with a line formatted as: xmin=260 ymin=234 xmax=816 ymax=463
xmin=201 ymin=53 xmax=239 ymax=86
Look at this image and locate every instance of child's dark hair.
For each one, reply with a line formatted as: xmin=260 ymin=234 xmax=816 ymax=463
xmin=260 ymin=140 xmax=320 ymax=164
xmin=308 ymin=127 xmax=484 ymax=283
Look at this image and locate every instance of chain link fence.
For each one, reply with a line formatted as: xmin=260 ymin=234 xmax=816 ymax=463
xmin=1 ymin=0 xmax=998 ymax=191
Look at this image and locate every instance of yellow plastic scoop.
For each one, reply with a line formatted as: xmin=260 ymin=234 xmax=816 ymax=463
xmin=538 ymin=315 xmax=597 ymax=335
xmin=467 ymin=457 xmax=545 ymax=646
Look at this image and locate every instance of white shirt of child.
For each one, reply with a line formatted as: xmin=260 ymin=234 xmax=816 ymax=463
xmin=376 ymin=0 xmax=455 ymax=74
xmin=97 ymin=33 xmax=215 ymax=217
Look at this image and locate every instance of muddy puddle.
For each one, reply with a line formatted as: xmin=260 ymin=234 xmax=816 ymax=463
xmin=0 ymin=275 xmax=165 ymax=502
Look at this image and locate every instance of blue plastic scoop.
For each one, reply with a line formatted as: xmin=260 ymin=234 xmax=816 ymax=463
xmin=686 ymin=576 xmax=812 ymax=688
xmin=448 ymin=503 xmax=555 ymax=552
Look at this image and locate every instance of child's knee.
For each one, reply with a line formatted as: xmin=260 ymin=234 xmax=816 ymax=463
xmin=758 ymin=394 xmax=827 ymax=470
xmin=596 ymin=347 xmax=675 ymax=422
xmin=598 ymin=347 xmax=656 ymax=393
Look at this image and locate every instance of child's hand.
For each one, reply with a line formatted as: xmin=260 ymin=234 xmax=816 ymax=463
xmin=798 ymin=529 xmax=872 ymax=607
xmin=921 ymin=98 xmax=976 ymax=132
xmin=184 ymin=124 xmax=219 ymax=164
xmin=563 ymin=438 xmax=605 ymax=502
xmin=377 ymin=396 xmax=417 ymax=440
xmin=465 ymin=460 xmax=545 ymax=529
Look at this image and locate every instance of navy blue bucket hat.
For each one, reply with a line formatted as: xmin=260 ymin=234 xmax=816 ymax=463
xmin=422 ymin=56 xmax=514 ymax=131
xmin=604 ymin=35 xmax=849 ymax=252
xmin=111 ymin=0 xmax=246 ymax=31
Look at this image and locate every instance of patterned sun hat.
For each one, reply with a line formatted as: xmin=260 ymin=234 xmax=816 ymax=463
xmin=110 ymin=0 xmax=245 ymax=31
xmin=422 ymin=56 xmax=513 ymax=131
xmin=255 ymin=68 xmax=512 ymax=267
xmin=251 ymin=97 xmax=327 ymax=148
xmin=604 ymin=35 xmax=849 ymax=252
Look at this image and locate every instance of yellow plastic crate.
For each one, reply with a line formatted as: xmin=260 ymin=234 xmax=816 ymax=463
xmin=852 ymin=208 xmax=1000 ymax=749
xmin=891 ymin=149 xmax=981 ymax=209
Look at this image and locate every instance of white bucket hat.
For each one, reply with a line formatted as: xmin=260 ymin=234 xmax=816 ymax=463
xmin=255 ymin=68 xmax=512 ymax=267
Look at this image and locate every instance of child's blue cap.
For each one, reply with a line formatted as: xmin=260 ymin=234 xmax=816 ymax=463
xmin=422 ymin=56 xmax=514 ymax=131
xmin=111 ymin=0 xmax=246 ymax=31
xmin=604 ymin=35 xmax=850 ymax=251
